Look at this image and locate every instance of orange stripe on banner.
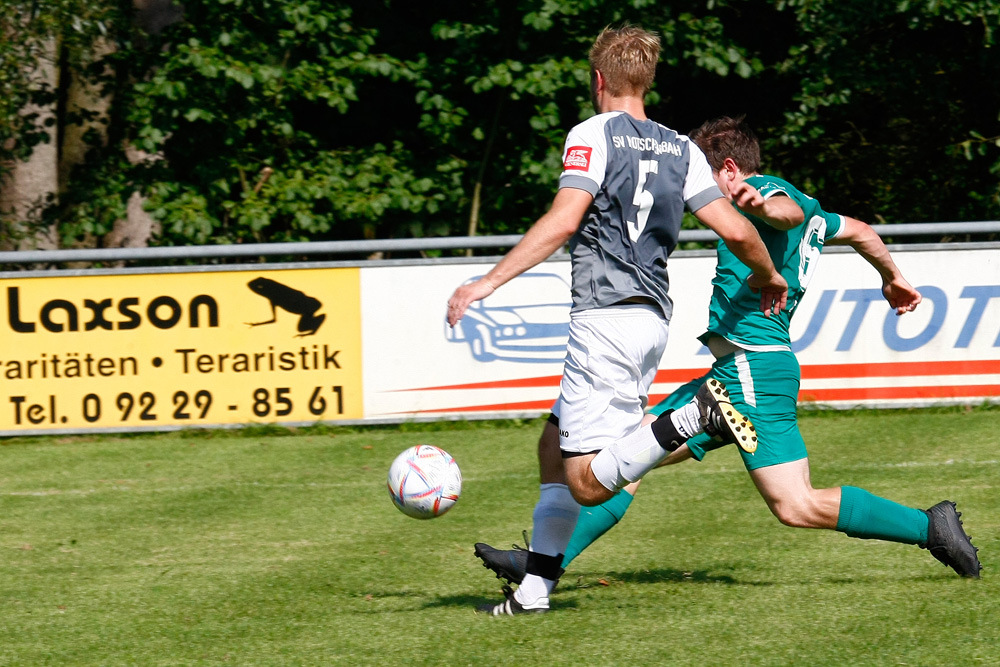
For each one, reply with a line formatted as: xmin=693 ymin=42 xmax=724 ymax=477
xmin=650 ymin=360 xmax=1000 ymax=384
xmin=407 ymin=399 xmax=557 ymax=414
xmin=396 ymin=376 xmax=562 ymax=392
xmin=799 ymin=385 xmax=1000 ymax=402
xmin=397 ymin=360 xmax=1000 ymax=394
xmin=653 ymin=367 xmax=712 ymax=383
xmin=801 ymin=359 xmax=1000 ymax=380
xmin=403 ymin=368 xmax=711 ymax=393
xmin=407 ymin=385 xmax=1000 ymax=416
xmin=651 ymin=360 xmax=1000 ymax=382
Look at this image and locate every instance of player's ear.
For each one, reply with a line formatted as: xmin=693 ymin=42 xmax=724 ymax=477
xmin=590 ymin=70 xmax=604 ymax=113
xmin=722 ymin=157 xmax=741 ymax=180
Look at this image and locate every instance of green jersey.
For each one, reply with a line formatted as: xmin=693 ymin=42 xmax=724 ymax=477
xmin=700 ymin=174 xmax=845 ymax=349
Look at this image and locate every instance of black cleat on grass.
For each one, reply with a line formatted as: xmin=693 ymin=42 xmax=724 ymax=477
xmin=474 ymin=542 xmax=529 ymax=585
xmin=475 ymin=585 xmax=548 ymax=616
xmin=923 ymin=500 xmax=982 ymax=579
xmin=696 ymin=378 xmax=757 ymax=453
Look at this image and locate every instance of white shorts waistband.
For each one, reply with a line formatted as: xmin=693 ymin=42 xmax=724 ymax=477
xmin=571 ymin=303 xmax=664 ymax=321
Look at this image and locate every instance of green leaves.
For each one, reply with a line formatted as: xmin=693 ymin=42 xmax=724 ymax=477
xmin=770 ymin=0 xmax=1000 ymax=220
xmin=679 ymin=13 xmax=763 ymax=77
xmin=110 ymin=1 xmax=446 ymax=245
xmin=3 ymin=0 xmax=998 ymax=250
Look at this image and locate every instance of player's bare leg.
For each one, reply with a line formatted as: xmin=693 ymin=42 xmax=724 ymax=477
xmin=748 ymin=458 xmax=840 ymax=529
xmin=563 ymin=453 xmax=611 ymax=506
xmin=537 ymin=418 xmax=567 ymax=485
xmin=749 ymin=457 xmax=978 ymax=577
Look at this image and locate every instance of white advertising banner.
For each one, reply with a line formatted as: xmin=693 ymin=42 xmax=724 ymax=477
xmin=361 ymin=246 xmax=1000 ymax=419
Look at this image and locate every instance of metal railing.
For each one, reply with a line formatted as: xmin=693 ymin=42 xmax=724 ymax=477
xmin=0 ymin=220 xmax=997 ymax=266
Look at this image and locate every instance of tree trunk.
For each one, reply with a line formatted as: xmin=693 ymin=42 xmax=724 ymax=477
xmin=60 ymin=37 xmax=113 ymax=193
xmin=0 ymin=37 xmax=59 ymax=251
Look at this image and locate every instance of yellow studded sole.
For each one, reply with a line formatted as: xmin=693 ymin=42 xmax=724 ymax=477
xmin=707 ymin=379 xmax=758 ymax=454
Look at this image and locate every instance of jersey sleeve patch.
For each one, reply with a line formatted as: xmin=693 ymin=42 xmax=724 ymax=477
xmin=758 ymin=183 xmax=791 ymax=199
xmin=563 ymin=146 xmax=593 ymax=171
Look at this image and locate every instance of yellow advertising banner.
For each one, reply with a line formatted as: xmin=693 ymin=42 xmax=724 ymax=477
xmin=0 ymin=267 xmax=362 ymax=434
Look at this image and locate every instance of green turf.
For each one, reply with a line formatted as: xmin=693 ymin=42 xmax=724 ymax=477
xmin=0 ymin=408 xmax=997 ymax=665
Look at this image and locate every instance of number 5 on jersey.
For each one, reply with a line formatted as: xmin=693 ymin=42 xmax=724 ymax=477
xmin=628 ymin=159 xmax=658 ymax=241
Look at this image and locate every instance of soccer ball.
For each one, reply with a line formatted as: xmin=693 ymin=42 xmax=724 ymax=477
xmin=386 ymin=445 xmax=462 ymax=519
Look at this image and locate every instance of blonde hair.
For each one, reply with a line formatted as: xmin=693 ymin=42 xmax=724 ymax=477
xmin=589 ymin=24 xmax=661 ymax=98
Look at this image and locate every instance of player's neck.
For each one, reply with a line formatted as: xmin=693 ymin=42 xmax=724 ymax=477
xmin=599 ymin=96 xmax=646 ymax=121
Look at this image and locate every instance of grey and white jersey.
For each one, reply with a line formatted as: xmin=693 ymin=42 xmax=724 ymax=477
xmin=558 ymin=111 xmax=722 ymax=321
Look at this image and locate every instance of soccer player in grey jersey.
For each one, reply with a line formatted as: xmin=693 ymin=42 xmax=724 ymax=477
xmin=559 ymin=112 xmax=721 ymax=321
xmin=447 ymin=25 xmax=788 ymax=615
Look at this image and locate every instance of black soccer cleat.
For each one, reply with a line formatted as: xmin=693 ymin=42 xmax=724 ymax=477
xmin=474 ymin=542 xmax=529 ymax=585
xmin=922 ymin=500 xmax=982 ymax=579
xmin=695 ymin=378 xmax=757 ymax=453
xmin=475 ymin=585 xmax=548 ymax=616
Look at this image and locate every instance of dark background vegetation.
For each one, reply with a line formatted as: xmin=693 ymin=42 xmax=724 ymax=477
xmin=2 ymin=0 xmax=998 ymax=253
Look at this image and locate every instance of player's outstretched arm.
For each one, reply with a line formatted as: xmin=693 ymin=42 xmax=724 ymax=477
xmin=694 ymin=198 xmax=788 ymax=316
xmin=446 ymin=187 xmax=591 ymax=327
xmin=729 ymin=181 xmax=804 ymax=231
xmin=826 ymin=216 xmax=921 ymax=315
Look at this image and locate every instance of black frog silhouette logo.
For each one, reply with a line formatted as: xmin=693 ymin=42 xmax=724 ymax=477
xmin=245 ymin=277 xmax=326 ymax=337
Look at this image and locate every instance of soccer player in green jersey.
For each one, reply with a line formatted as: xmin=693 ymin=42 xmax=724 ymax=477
xmin=474 ymin=116 xmax=982 ymax=592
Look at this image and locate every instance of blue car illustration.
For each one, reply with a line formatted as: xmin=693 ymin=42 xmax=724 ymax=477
xmin=446 ymin=272 xmax=571 ymax=363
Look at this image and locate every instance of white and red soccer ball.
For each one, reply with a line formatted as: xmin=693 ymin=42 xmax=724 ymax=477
xmin=386 ymin=445 xmax=462 ymax=519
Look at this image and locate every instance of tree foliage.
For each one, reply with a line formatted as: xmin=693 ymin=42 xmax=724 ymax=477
xmin=0 ymin=1 xmax=117 ymax=160
xmin=770 ymin=0 xmax=1000 ymax=223
xmin=1 ymin=0 xmax=997 ymax=250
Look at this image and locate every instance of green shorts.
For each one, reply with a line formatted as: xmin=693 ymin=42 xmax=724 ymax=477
xmin=649 ymin=348 xmax=806 ymax=470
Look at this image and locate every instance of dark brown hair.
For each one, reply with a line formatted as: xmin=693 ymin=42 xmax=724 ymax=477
xmin=690 ymin=115 xmax=761 ymax=173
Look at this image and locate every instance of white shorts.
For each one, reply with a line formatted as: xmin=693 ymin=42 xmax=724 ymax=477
xmin=555 ymin=304 xmax=669 ymax=454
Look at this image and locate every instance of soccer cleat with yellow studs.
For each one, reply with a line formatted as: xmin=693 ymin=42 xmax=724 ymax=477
xmin=695 ymin=378 xmax=757 ymax=454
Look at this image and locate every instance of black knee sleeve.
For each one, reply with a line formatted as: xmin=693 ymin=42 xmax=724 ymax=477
xmin=650 ymin=409 xmax=685 ymax=452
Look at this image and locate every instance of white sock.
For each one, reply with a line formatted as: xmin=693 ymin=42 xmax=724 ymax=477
xmin=671 ymin=400 xmax=702 ymax=438
xmin=514 ymin=483 xmax=580 ymax=605
xmin=589 ymin=425 xmax=667 ymax=493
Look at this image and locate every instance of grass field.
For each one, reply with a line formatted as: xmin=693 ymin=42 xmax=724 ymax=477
xmin=1 ymin=407 xmax=997 ymax=666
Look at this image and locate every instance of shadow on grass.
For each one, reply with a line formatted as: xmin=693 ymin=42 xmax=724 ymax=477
xmin=823 ymin=572 xmax=977 ymax=585
xmin=420 ymin=566 xmax=772 ymax=611
xmin=425 ymin=592 xmax=581 ymax=612
xmin=569 ymin=567 xmax=762 ymax=587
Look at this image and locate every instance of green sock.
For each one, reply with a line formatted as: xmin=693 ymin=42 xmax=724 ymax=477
xmin=561 ymin=489 xmax=634 ymax=568
xmin=836 ymin=486 xmax=929 ymax=545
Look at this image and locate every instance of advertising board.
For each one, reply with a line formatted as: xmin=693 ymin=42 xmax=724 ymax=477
xmin=361 ymin=247 xmax=1000 ymax=418
xmin=1 ymin=245 xmax=997 ymax=435
xmin=1 ymin=268 xmax=362 ymax=434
